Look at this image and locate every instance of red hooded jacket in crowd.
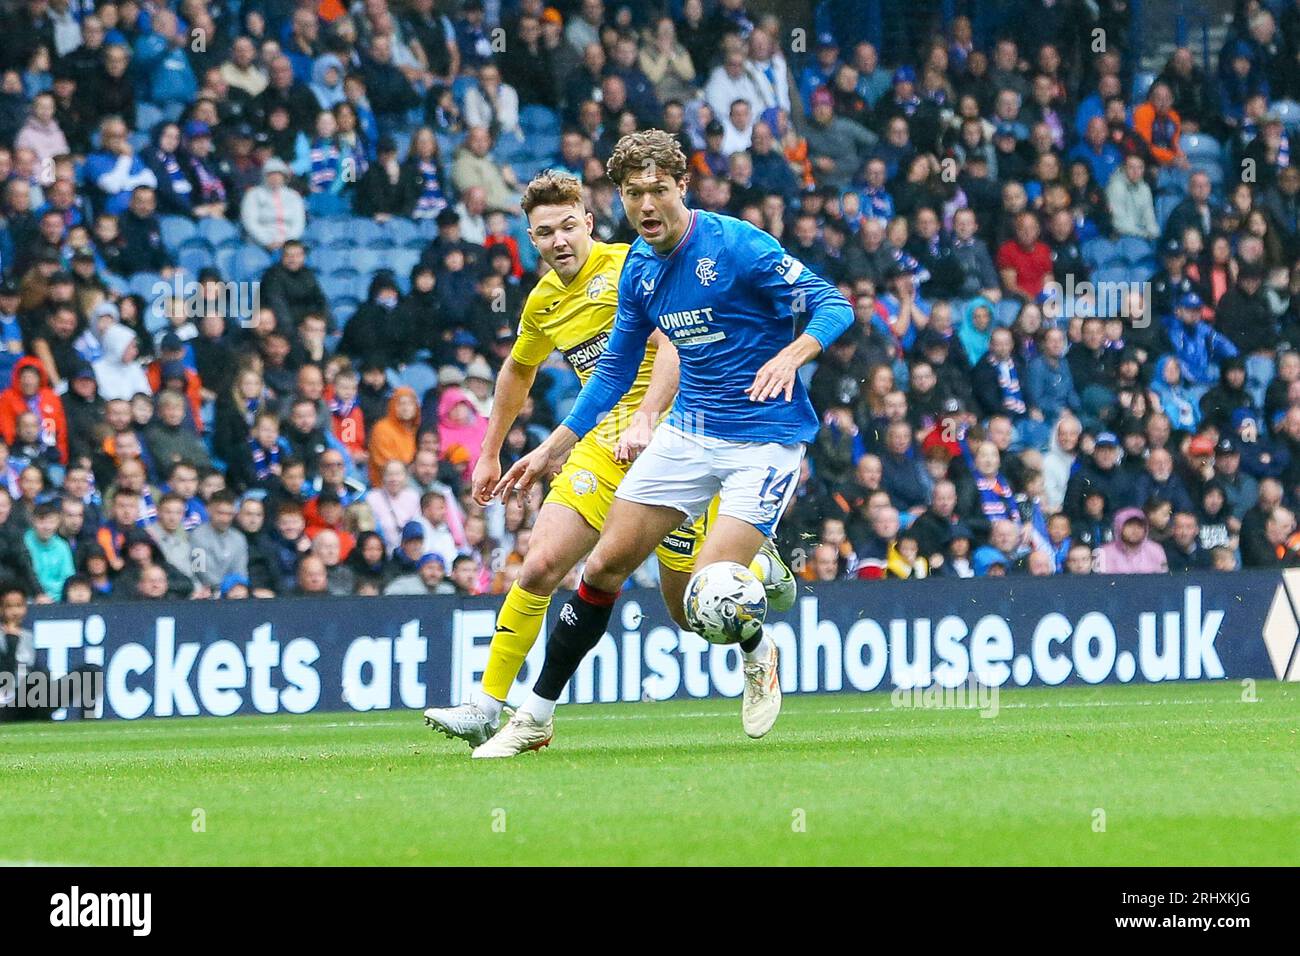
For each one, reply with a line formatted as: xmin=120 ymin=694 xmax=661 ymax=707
xmin=0 ymin=356 xmax=68 ymax=464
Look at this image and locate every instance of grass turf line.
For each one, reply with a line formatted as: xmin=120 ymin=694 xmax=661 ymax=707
xmin=0 ymin=681 xmax=1296 ymax=866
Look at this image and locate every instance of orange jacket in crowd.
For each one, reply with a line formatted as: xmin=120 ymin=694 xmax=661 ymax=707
xmin=1132 ymin=102 xmax=1182 ymax=166
xmin=368 ymin=386 xmax=419 ymax=485
xmin=0 ymin=355 xmax=68 ymax=463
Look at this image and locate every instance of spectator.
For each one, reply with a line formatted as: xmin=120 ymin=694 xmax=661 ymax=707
xmin=190 ymin=491 xmax=248 ymax=591
xmin=1106 ymin=154 xmax=1159 ymax=240
xmin=1095 ymin=507 xmax=1169 ymax=573
xmin=23 ymin=500 xmax=74 ymax=600
xmin=241 ymin=159 xmax=306 ymax=250
xmin=805 ymin=87 xmax=876 ymax=192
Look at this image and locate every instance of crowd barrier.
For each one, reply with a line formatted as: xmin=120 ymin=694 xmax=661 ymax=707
xmin=25 ymin=571 xmax=1299 ymax=720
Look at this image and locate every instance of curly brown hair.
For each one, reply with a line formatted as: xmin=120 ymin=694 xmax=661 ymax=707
xmin=605 ymin=129 xmax=688 ymax=188
xmin=522 ymin=170 xmax=585 ymax=216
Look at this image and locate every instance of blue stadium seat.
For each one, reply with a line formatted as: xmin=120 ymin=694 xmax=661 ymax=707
xmin=1182 ymin=133 xmax=1222 ymax=163
xmin=1082 ymin=237 xmax=1121 ymax=270
xmin=520 ymin=104 xmax=561 ymax=138
xmin=302 ymin=218 xmax=336 ymax=248
xmin=128 ymin=271 xmax=164 ymax=300
xmin=178 ymin=244 xmax=215 ymax=274
xmin=197 ymin=217 xmax=241 ymax=247
xmin=995 ymin=298 xmax=1020 ymax=328
xmin=1155 ymin=165 xmax=1190 ymax=196
xmin=308 ymin=193 xmax=350 ymax=218
xmin=1127 ymin=258 xmax=1158 ymax=281
xmin=525 ymin=133 xmax=561 ymax=161
xmin=322 ymin=274 xmax=356 ymax=302
xmin=389 ymin=248 xmax=419 ymax=283
xmin=494 ymin=132 xmax=529 ymax=163
xmin=390 ymin=130 xmax=413 ymax=162
xmin=233 ymin=245 xmax=273 ymax=282
xmin=1156 ymin=193 xmax=1181 ymax=229
xmin=329 ymin=295 xmax=359 ymax=326
xmin=313 ymin=247 xmax=354 ymax=274
xmin=136 ymin=102 xmax=165 ymax=134
xmin=347 ymin=218 xmax=385 ymax=248
xmin=1131 ymin=71 xmax=1156 ymax=103
xmin=1189 ymin=159 xmax=1224 ymax=189
xmin=392 ymin=361 xmax=437 ymax=398
xmin=325 ymin=233 xmax=359 ymax=251
xmin=436 ymin=132 xmax=464 ymax=162
xmin=1116 ymin=236 xmax=1155 ymax=265
xmin=215 ymin=245 xmax=239 ymax=278
xmin=383 ymin=217 xmax=419 ymax=248
xmin=159 ymin=215 xmax=197 ymax=253
xmin=512 ymin=158 xmax=551 ymax=181
xmin=351 ymin=274 xmax=376 ymax=300
xmin=349 ymin=248 xmax=387 ymax=275
xmin=1093 ymin=265 xmax=1130 ymax=286
xmin=1274 ymin=100 xmax=1300 ymax=133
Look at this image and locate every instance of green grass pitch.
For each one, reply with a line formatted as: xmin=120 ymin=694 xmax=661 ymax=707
xmin=1 ymin=681 xmax=1296 ymax=866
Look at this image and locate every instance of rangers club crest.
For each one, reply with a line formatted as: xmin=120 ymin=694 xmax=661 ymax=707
xmin=586 ymin=273 xmax=609 ymax=299
xmin=695 ymin=257 xmax=718 ymax=286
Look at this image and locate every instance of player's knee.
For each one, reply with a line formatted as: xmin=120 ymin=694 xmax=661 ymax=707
xmin=582 ymin=548 xmax=634 ymax=590
xmin=517 ymin=549 xmax=567 ymax=595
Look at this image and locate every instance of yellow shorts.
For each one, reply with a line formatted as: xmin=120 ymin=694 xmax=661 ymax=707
xmin=545 ymin=437 xmax=711 ymax=574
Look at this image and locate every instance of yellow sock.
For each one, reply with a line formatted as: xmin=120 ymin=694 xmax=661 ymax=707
xmin=749 ymin=558 xmax=766 ymax=583
xmin=480 ymin=583 xmax=552 ymax=702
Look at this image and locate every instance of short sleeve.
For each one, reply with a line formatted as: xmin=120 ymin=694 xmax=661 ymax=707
xmin=510 ymin=297 xmax=555 ymax=367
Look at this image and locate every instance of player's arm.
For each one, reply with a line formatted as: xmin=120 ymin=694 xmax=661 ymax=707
xmin=494 ymin=291 xmax=656 ymax=498
xmin=743 ymin=231 xmax=855 ymax=402
xmin=614 ymin=330 xmax=678 ymax=463
xmin=471 ymin=353 xmax=540 ymax=504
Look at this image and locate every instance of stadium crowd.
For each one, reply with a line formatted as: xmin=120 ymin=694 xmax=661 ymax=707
xmin=1 ymin=0 xmax=1300 ymax=604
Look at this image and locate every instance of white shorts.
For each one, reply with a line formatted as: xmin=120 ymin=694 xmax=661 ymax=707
xmin=615 ymin=424 xmax=805 ymax=537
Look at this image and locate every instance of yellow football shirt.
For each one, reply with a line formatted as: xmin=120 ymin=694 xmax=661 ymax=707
xmin=511 ymin=241 xmax=657 ymax=451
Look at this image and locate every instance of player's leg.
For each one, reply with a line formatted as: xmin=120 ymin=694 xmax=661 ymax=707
xmin=473 ymin=426 xmax=717 ymax=757
xmin=657 ymin=498 xmax=794 ymax=631
xmin=423 ymin=500 xmax=598 ymax=745
xmin=707 ymin=441 xmax=807 ymax=738
xmin=472 ymin=498 xmax=686 ymax=758
xmin=657 ymin=565 xmax=692 ymax=630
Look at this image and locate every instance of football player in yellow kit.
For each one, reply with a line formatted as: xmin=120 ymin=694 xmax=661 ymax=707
xmin=422 ymin=171 xmax=793 ymax=748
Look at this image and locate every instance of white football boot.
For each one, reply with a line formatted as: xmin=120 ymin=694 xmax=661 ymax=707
xmin=423 ymin=701 xmax=507 ymax=748
xmin=754 ymin=541 xmax=797 ymax=613
xmin=471 ymin=710 xmax=555 ymax=759
xmin=741 ymin=641 xmax=782 ymax=738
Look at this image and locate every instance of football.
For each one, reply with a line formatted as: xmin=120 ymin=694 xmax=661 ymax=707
xmin=683 ymin=561 xmax=768 ymax=645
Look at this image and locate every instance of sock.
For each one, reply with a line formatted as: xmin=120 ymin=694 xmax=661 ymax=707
xmin=748 ymin=556 xmax=769 ymax=585
xmin=529 ymin=580 xmax=619 ymax=709
xmin=741 ymin=635 xmax=771 ymax=662
xmin=480 ymin=583 xmax=552 ymax=702
xmin=521 ymin=691 xmax=556 ymax=723
xmin=469 ymin=687 xmax=504 ymax=722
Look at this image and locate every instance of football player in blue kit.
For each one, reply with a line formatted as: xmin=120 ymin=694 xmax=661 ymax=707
xmin=474 ymin=130 xmax=854 ymax=758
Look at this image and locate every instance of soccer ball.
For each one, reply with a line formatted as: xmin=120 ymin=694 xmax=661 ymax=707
xmin=683 ymin=561 xmax=768 ymax=645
